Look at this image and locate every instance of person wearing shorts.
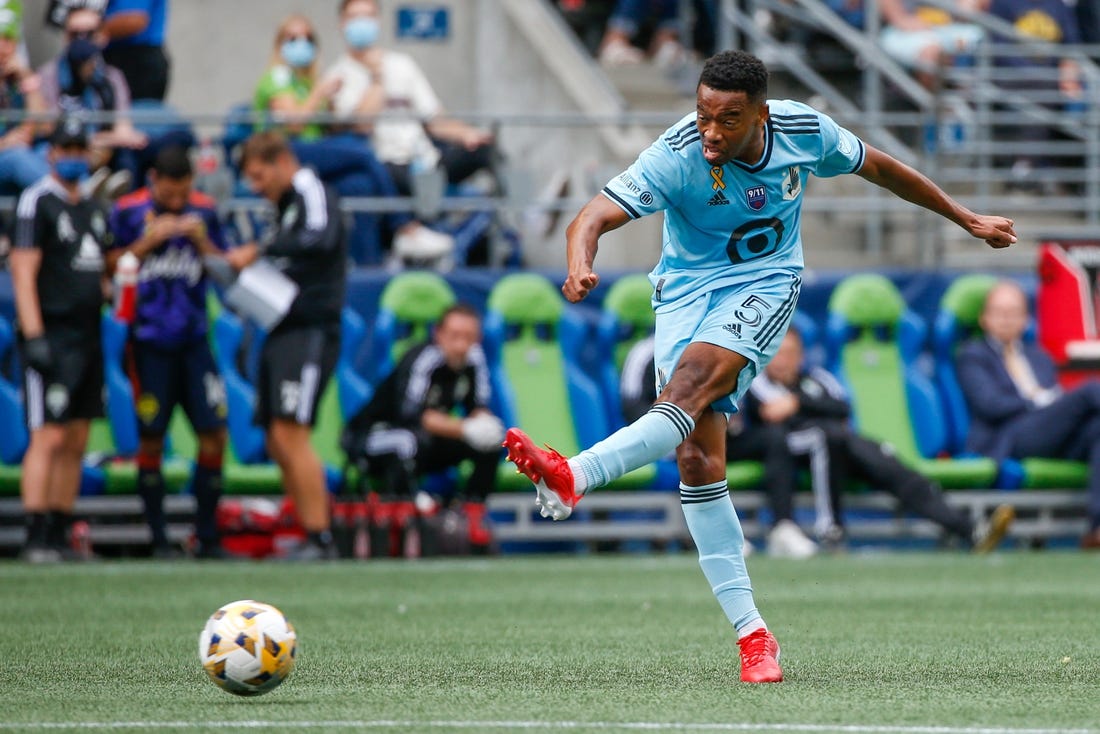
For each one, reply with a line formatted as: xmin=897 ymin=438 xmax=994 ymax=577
xmin=226 ymin=131 xmax=347 ymax=561
xmin=10 ymin=119 xmax=110 ymax=562
xmin=503 ymin=50 xmax=1017 ymax=683
xmin=108 ymin=145 xmax=229 ymax=558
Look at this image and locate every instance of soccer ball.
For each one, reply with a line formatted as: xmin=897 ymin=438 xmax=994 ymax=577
xmin=198 ymin=600 xmax=297 ymax=696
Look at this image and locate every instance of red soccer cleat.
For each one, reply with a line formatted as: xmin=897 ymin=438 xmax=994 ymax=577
xmin=738 ymin=628 xmax=784 ymax=683
xmin=502 ymin=428 xmax=580 ymax=521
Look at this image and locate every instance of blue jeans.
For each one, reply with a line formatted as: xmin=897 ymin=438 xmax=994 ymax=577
xmin=0 ymin=145 xmax=49 ymax=194
xmin=608 ymin=0 xmax=680 ymax=36
xmin=291 ymin=135 xmax=413 ymax=265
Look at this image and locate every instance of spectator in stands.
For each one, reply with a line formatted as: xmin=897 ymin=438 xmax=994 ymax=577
xmin=102 ymin=0 xmax=170 ymax=102
xmin=0 ymin=6 xmax=50 ymax=196
xmin=556 ymin=0 xmax=616 ymax=56
xmin=988 ymin=0 xmax=1083 ymax=192
xmin=255 ymin=12 xmax=453 ymax=266
xmin=225 ymin=132 xmax=345 ymax=561
xmin=875 ymin=0 xmax=987 ymax=89
xmin=739 ymin=328 xmax=1014 ymax=556
xmin=957 ymin=280 xmax=1100 ymax=549
xmin=44 ymin=0 xmax=107 ymax=30
xmin=325 ymin=0 xmax=497 ymax=197
xmin=342 ymin=304 xmax=503 ymax=553
xmin=596 ymin=0 xmax=687 ymax=67
xmin=1077 ymin=0 xmax=1100 ymax=45
xmin=10 ymin=120 xmax=109 ymax=563
xmin=106 ymin=146 xmax=228 ymax=559
xmin=37 ymin=6 xmax=147 ymax=196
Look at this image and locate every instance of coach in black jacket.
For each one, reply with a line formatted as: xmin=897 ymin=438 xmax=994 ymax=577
xmin=956 ymin=280 xmax=1100 ymax=548
xmin=227 ymin=131 xmax=347 ymax=560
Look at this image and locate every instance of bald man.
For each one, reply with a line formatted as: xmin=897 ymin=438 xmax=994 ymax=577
xmin=956 ymin=280 xmax=1100 ymax=548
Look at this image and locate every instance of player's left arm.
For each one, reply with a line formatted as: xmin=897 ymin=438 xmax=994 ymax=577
xmin=856 ymin=145 xmax=1016 ymax=249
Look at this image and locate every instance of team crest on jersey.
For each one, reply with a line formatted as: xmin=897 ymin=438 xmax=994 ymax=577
xmin=281 ymin=203 xmax=299 ymax=228
xmin=57 ymin=212 xmax=77 ymax=243
xmin=745 ymin=185 xmax=767 ymax=211
xmin=782 ymin=166 xmax=802 ymax=201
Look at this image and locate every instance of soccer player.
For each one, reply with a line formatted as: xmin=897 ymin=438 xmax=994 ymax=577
xmin=107 ymin=145 xmax=229 ymax=559
xmin=503 ymin=50 xmax=1017 ymax=683
xmin=226 ymin=131 xmax=347 ymax=561
xmin=10 ymin=119 xmax=111 ymax=563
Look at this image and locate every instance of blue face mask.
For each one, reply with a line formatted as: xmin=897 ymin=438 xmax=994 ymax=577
xmin=344 ymin=17 xmax=379 ymax=50
xmin=54 ymin=156 xmax=89 ymax=183
xmin=281 ymin=38 xmax=316 ymax=69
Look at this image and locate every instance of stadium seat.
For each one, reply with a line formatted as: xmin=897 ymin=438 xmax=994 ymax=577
xmin=596 ymin=273 xmax=655 ymax=431
xmin=825 ymin=274 xmax=997 ymax=488
xmin=484 ymin=272 xmax=657 ymax=491
xmin=212 ymin=310 xmax=266 ymax=465
xmin=370 ymin=271 xmax=456 ymax=384
xmin=338 ymin=308 xmax=372 ymax=420
xmin=932 ymin=275 xmax=1087 ymax=490
xmin=0 ymin=319 xmax=26 ymax=496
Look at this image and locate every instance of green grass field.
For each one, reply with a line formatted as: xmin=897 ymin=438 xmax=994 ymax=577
xmin=0 ymin=553 xmax=1097 ymax=734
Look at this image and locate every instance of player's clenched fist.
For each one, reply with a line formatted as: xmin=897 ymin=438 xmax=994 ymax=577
xmin=563 ymin=271 xmax=600 ymax=303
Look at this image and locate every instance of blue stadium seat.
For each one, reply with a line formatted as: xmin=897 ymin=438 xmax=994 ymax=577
xmin=825 ymin=274 xmax=997 ymax=489
xmin=212 ymin=310 xmax=266 ymax=464
xmin=338 ymin=308 xmax=372 ymax=420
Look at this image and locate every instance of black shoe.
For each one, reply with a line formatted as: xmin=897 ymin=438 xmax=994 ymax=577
xmin=19 ymin=543 xmax=61 ymax=564
xmin=152 ymin=542 xmax=184 ymax=560
xmin=193 ymin=541 xmax=241 ymax=561
xmin=281 ymin=540 xmax=338 ymax=561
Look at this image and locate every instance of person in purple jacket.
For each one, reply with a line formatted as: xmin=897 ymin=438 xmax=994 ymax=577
xmin=956 ymin=280 xmax=1100 ymax=549
xmin=106 ymin=144 xmax=229 ymax=559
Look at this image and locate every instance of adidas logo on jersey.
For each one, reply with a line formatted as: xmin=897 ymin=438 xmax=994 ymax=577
xmin=707 ymin=190 xmax=729 ymax=206
xmin=71 ymin=233 xmax=103 ymax=271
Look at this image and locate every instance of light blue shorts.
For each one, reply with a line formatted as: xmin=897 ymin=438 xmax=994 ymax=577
xmin=653 ymin=271 xmax=801 ymax=414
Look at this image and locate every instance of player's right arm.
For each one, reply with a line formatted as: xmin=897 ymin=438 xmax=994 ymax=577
xmin=9 ymin=247 xmax=44 ymax=339
xmin=563 ymin=195 xmax=631 ymax=303
xmin=11 ymin=192 xmax=45 ymax=339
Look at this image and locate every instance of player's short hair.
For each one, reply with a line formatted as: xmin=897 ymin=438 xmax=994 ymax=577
xmin=240 ymin=131 xmax=294 ymax=167
xmin=698 ymin=50 xmax=768 ymax=103
xmin=439 ymin=303 xmax=481 ymax=328
xmin=152 ymin=145 xmax=193 ymax=180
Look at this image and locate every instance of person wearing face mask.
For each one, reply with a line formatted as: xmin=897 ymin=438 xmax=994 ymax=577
xmin=105 ymin=145 xmax=230 ymax=559
xmin=8 ymin=118 xmax=111 ymax=563
xmin=325 ymin=0 xmax=497 ymax=197
xmin=37 ymin=7 xmax=148 ymax=197
xmin=254 ymin=13 xmax=454 ymax=266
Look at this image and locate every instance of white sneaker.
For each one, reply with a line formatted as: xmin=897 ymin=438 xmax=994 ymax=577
xmin=599 ymin=38 xmax=644 ymax=67
xmin=393 ymin=225 xmax=455 ymax=263
xmin=767 ymin=519 xmax=818 ymax=559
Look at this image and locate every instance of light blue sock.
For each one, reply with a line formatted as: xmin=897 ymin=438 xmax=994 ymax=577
xmin=569 ymin=403 xmax=694 ymax=492
xmin=680 ymin=480 xmax=762 ymax=632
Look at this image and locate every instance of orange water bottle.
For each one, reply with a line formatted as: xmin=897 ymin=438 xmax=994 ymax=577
xmin=114 ymin=251 xmax=139 ymax=323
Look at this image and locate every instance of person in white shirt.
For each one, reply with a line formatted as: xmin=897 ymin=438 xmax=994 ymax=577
xmin=324 ymin=0 xmax=497 ymax=196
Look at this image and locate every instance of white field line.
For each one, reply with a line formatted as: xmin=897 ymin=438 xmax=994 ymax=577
xmin=0 ymin=721 xmax=1094 ymax=733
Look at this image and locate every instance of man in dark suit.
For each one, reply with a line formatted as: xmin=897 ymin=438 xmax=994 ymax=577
xmin=956 ymin=280 xmax=1100 ymax=548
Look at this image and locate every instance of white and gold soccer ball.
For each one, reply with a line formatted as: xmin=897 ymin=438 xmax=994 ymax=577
xmin=198 ymin=600 xmax=297 ymax=696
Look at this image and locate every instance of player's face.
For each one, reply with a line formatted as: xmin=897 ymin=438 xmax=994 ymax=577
xmin=435 ymin=312 xmax=481 ymax=369
xmin=765 ymin=331 xmax=803 ymax=386
xmin=151 ymin=174 xmax=192 ymax=214
xmin=243 ymin=155 xmax=294 ymax=203
xmin=695 ymin=84 xmax=768 ymax=167
xmin=980 ymin=284 xmax=1029 ymax=345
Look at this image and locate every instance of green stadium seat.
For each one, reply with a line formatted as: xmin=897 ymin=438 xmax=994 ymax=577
xmin=825 ymin=274 xmax=997 ymax=489
xmin=484 ymin=273 xmax=656 ymax=491
xmin=371 ymin=270 xmax=456 ymax=383
xmin=932 ymin=274 xmax=1088 ymax=489
xmin=596 ymin=273 xmax=655 ymax=430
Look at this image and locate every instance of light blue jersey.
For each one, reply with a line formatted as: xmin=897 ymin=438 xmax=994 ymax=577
xmin=602 ymin=99 xmax=865 ymax=312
